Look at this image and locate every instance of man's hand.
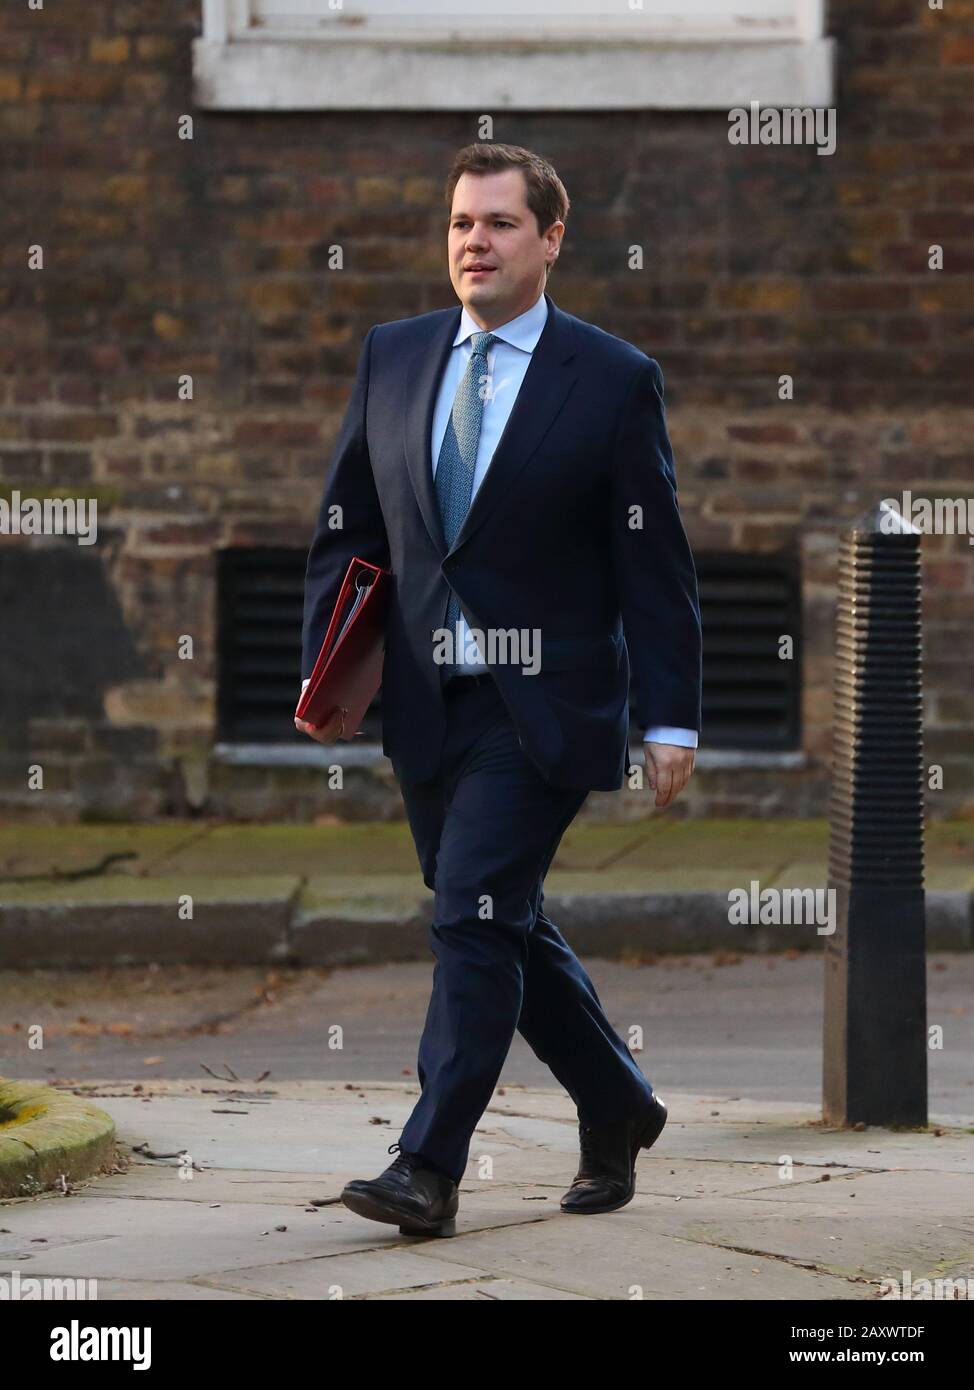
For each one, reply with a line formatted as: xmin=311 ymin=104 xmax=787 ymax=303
xmin=644 ymin=741 xmax=695 ymax=808
xmin=295 ymin=709 xmax=344 ymax=744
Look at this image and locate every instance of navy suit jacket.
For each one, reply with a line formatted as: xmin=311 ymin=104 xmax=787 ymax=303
xmin=301 ymin=290 xmax=702 ymax=790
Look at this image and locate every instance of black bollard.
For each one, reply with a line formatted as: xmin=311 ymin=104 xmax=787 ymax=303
xmin=823 ymin=501 xmax=927 ymax=1128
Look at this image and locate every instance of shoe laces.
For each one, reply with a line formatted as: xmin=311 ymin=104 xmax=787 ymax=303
xmin=578 ymin=1117 xmax=627 ymax=1167
xmin=387 ymin=1141 xmax=420 ymax=1175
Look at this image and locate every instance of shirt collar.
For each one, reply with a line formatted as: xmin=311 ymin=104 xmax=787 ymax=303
xmin=453 ymin=290 xmax=548 ymax=353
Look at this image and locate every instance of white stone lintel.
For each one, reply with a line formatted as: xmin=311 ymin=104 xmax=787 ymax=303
xmin=192 ymin=37 xmax=836 ymax=112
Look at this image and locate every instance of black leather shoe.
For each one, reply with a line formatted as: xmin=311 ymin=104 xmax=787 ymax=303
xmin=560 ymin=1093 xmax=668 ymax=1215
xmin=341 ymin=1143 xmax=459 ymax=1237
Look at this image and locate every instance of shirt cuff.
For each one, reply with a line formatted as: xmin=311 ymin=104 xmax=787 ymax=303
xmin=643 ymin=726 xmax=698 ymax=748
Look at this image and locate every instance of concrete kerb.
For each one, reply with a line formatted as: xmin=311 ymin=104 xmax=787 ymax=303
xmin=0 ymin=890 xmax=971 ymax=969
xmin=290 ymin=889 xmax=974 ymax=965
xmin=0 ymin=1079 xmax=117 ymax=1199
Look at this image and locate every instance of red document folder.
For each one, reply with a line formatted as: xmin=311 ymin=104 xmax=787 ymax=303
xmin=295 ymin=558 xmax=391 ymax=739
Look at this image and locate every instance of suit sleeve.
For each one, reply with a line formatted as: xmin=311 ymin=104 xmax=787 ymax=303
xmin=300 ymin=324 xmax=390 ymax=681
xmin=609 ymin=358 xmax=702 ymax=735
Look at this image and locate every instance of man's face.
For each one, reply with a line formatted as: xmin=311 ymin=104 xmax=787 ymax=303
xmin=448 ymin=169 xmax=563 ymax=329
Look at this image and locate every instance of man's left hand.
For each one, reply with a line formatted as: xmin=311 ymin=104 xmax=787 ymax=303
xmin=644 ymin=742 xmax=695 ymax=808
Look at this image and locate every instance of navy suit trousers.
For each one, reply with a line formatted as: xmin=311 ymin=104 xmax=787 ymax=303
xmin=397 ymin=675 xmax=655 ymax=1182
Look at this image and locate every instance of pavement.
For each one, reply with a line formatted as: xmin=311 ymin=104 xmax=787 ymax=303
xmin=1 ymin=1078 xmax=972 ymax=1301
xmin=2 ymin=818 xmax=971 ymax=1300
xmin=1 ymin=818 xmax=973 ymax=966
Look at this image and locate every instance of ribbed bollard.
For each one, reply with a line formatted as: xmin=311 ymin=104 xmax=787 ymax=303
xmin=823 ymin=501 xmax=927 ymax=1128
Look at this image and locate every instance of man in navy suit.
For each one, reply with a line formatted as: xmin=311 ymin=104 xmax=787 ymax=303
xmin=297 ymin=143 xmax=701 ymax=1236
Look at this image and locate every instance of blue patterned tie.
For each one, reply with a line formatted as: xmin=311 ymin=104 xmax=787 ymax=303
xmin=434 ymin=330 xmax=498 ymax=670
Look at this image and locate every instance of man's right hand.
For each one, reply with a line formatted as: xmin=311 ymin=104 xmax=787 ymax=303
xmin=295 ymin=709 xmax=344 ymax=744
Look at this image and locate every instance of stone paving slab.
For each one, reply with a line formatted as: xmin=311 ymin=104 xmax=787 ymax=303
xmin=923 ymin=866 xmax=974 ymax=891
xmin=196 ymin=1247 xmax=506 ymax=1300
xmin=152 ymin=824 xmax=423 ymax=878
xmin=360 ymin=1206 xmax=860 ymax=1301
xmin=4 ymin=819 xmax=970 ymax=887
xmin=0 ymin=1196 xmax=350 ymax=1281
xmin=743 ymin=1166 xmax=974 ymax=1209
xmin=621 ymin=1188 xmax=974 ymax=1287
xmin=379 ymin=1276 xmax=591 ymax=1300
xmin=298 ymin=873 xmax=430 ymax=913
xmin=92 ymin=1279 xmax=265 ymax=1301
xmin=0 ymin=825 xmax=203 ymax=880
xmin=554 ymin=819 xmax=830 ymax=872
xmin=79 ymin=1166 xmax=347 ymax=1206
xmin=764 ymin=860 xmax=829 ymax=888
xmin=0 ymin=874 xmax=299 ymax=906
xmin=547 ymin=868 xmax=771 ymax=893
xmin=1 ymin=1078 xmax=970 ymax=1300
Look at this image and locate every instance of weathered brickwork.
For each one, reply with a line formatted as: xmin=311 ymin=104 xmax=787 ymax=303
xmin=0 ymin=0 xmax=971 ymax=821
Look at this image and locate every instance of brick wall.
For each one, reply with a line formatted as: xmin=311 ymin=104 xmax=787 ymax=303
xmin=0 ymin=0 xmax=972 ymax=822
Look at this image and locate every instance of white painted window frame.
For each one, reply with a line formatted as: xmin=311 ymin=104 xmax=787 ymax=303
xmin=194 ymin=0 xmax=835 ymax=111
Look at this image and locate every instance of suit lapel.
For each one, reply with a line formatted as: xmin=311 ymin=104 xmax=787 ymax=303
xmin=402 ymin=305 xmax=460 ymax=557
xmin=402 ymin=291 xmax=579 ymax=559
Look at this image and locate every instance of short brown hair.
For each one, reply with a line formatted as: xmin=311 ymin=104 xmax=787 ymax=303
xmin=445 ymin=143 xmax=569 ymax=273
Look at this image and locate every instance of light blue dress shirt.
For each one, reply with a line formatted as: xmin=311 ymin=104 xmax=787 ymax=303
xmin=431 ymin=291 xmax=697 ymax=751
